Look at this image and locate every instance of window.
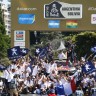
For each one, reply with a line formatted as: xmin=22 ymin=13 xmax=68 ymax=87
xmin=8 ymin=31 xmax=10 ymax=33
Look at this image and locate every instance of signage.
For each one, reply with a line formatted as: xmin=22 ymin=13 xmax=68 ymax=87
xmin=14 ymin=30 xmax=25 ymax=41
xmin=18 ymin=14 xmax=35 ymax=24
xmin=14 ymin=42 xmax=25 ymax=48
xmin=88 ymin=7 xmax=96 ymax=11
xmin=48 ymin=20 xmax=60 ymax=28
xmin=44 ymin=1 xmax=82 ymax=19
xmin=91 ymin=14 xmax=96 ymax=24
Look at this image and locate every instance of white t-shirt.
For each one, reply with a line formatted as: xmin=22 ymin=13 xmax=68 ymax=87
xmin=32 ymin=65 xmax=38 ymax=76
xmin=24 ymin=80 xmax=33 ymax=87
xmin=81 ymin=77 xmax=90 ymax=88
xmin=41 ymin=82 xmax=47 ymax=90
xmin=0 ymin=80 xmax=3 ymax=89
xmin=44 ymin=63 xmax=51 ymax=73
xmin=75 ymin=90 xmax=84 ymax=96
xmin=63 ymin=81 xmax=72 ymax=96
xmin=3 ymin=70 xmax=9 ymax=80
xmin=7 ymin=71 xmax=14 ymax=82
xmin=26 ymin=67 xmax=31 ymax=73
xmin=58 ymin=52 xmax=66 ymax=60
xmin=51 ymin=63 xmax=58 ymax=74
xmin=10 ymin=64 xmax=17 ymax=70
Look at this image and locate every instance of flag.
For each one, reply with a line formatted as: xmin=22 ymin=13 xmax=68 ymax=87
xmin=91 ymin=46 xmax=96 ymax=53
xmin=71 ymin=77 xmax=77 ymax=93
xmin=20 ymin=48 xmax=30 ymax=56
xmin=66 ymin=20 xmax=78 ymax=28
xmin=7 ymin=46 xmax=21 ymax=60
xmin=39 ymin=48 xmax=47 ymax=59
xmin=55 ymin=84 xmax=65 ymax=95
xmin=82 ymin=61 xmax=95 ymax=74
xmin=35 ymin=47 xmax=42 ymax=56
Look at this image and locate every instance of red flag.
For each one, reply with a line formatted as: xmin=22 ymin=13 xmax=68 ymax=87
xmin=71 ymin=77 xmax=77 ymax=93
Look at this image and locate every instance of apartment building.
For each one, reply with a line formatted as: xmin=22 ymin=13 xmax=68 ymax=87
xmin=0 ymin=0 xmax=11 ymax=36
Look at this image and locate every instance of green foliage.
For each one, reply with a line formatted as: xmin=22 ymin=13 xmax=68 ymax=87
xmin=0 ymin=6 xmax=10 ymax=60
xmin=73 ymin=32 xmax=96 ymax=59
xmin=40 ymin=32 xmax=63 ymax=45
xmin=0 ymin=33 xmax=11 ymax=58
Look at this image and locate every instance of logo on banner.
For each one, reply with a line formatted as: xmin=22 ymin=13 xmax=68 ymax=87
xmin=18 ymin=14 xmax=35 ymax=24
xmin=48 ymin=20 xmax=60 ymax=28
xmin=44 ymin=1 xmax=82 ymax=19
xmin=91 ymin=14 xmax=96 ymax=24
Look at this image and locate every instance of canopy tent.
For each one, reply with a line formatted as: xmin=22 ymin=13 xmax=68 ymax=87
xmin=57 ymin=41 xmax=66 ymax=51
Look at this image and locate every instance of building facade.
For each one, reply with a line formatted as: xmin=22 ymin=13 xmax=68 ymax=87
xmin=0 ymin=0 xmax=11 ymax=36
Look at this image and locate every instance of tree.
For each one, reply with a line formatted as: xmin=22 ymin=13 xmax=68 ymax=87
xmin=0 ymin=33 xmax=10 ymax=58
xmin=74 ymin=32 xmax=96 ymax=59
xmin=0 ymin=6 xmax=10 ymax=59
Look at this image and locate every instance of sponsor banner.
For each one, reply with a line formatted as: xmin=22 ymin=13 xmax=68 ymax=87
xmin=14 ymin=30 xmax=25 ymax=41
xmin=88 ymin=7 xmax=96 ymax=11
xmin=18 ymin=14 xmax=35 ymax=24
xmin=66 ymin=20 xmax=78 ymax=28
xmin=91 ymin=14 xmax=96 ymax=24
xmin=14 ymin=42 xmax=25 ymax=48
xmin=44 ymin=1 xmax=82 ymax=19
xmin=48 ymin=20 xmax=60 ymax=28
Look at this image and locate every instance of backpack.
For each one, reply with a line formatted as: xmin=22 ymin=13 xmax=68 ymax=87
xmin=9 ymin=79 xmax=17 ymax=89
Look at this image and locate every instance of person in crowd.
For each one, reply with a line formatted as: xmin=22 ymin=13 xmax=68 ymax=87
xmin=75 ymin=86 xmax=84 ymax=96
xmin=47 ymin=84 xmax=56 ymax=96
xmin=9 ymin=75 xmax=18 ymax=96
xmin=0 ymin=78 xmax=4 ymax=94
xmin=58 ymin=50 xmax=66 ymax=60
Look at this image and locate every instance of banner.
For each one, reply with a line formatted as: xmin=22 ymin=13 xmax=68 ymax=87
xmin=44 ymin=1 xmax=82 ymax=19
xmin=7 ymin=46 xmax=21 ymax=60
xmin=21 ymin=48 xmax=30 ymax=56
xmin=82 ymin=61 xmax=95 ymax=74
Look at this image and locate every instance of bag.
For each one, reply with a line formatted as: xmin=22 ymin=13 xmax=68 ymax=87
xmin=9 ymin=79 xmax=17 ymax=89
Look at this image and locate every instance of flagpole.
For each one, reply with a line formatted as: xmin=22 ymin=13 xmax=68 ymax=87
xmin=86 ymin=53 xmax=95 ymax=61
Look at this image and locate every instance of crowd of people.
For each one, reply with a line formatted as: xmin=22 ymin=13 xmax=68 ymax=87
xmin=0 ymin=42 xmax=96 ymax=96
xmin=0 ymin=55 xmax=96 ymax=96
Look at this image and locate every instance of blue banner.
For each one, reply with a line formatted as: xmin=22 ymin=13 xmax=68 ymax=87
xmin=48 ymin=20 xmax=60 ymax=28
xmin=39 ymin=48 xmax=47 ymax=59
xmin=18 ymin=14 xmax=35 ymax=24
xmin=21 ymin=48 xmax=30 ymax=56
xmin=7 ymin=46 xmax=21 ymax=60
xmin=82 ymin=61 xmax=96 ymax=74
